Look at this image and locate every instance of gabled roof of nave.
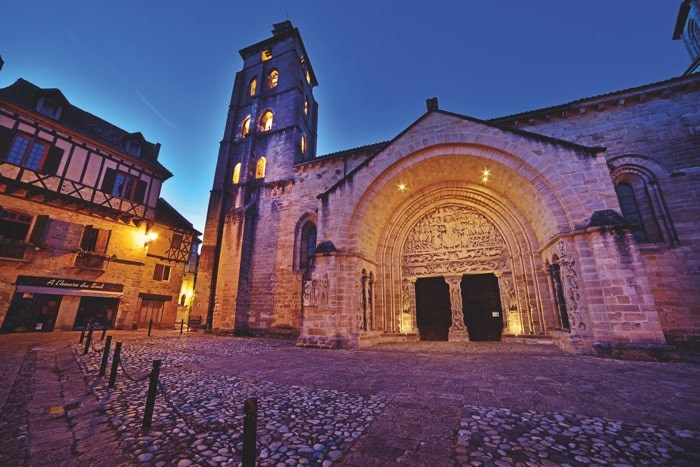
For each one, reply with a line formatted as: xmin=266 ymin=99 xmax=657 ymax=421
xmin=313 ymin=72 xmax=698 ymax=199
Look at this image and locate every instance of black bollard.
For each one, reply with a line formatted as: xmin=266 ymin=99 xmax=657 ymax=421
xmin=142 ymin=360 xmax=162 ymax=430
xmin=83 ymin=322 xmax=94 ymax=355
xmin=108 ymin=342 xmax=122 ymax=388
xmin=148 ymin=318 xmax=153 ymax=336
xmin=180 ymin=319 xmax=184 ymax=335
xmin=79 ymin=325 xmax=86 ymax=344
xmin=99 ymin=336 xmax=112 ymax=377
xmin=242 ymin=397 xmax=258 ymax=467
xmin=101 ymin=326 xmax=107 ymax=340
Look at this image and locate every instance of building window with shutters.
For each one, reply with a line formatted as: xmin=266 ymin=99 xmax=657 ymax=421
xmin=0 ymin=210 xmax=48 ymax=259
xmin=153 ymin=264 xmax=172 ymax=282
xmin=101 ymin=168 xmax=147 ymax=203
xmin=75 ymin=225 xmax=111 ymax=269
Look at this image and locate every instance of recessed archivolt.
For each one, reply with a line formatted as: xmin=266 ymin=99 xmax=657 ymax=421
xmin=344 ymin=143 xmax=568 ymax=256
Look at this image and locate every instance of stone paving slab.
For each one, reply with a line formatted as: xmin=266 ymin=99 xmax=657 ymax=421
xmin=1 ymin=330 xmax=699 ymax=466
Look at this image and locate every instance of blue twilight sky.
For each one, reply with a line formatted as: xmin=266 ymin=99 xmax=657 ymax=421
xmin=0 ymin=1 xmax=690 ymax=236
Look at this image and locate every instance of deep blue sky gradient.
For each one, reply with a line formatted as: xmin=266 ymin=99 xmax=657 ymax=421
xmin=0 ymin=1 xmax=690 ymax=235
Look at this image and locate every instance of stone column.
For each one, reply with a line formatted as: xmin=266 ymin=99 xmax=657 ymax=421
xmin=444 ymin=276 xmax=469 ymax=342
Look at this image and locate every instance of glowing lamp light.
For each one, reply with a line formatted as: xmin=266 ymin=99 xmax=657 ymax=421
xmin=398 ymin=182 xmax=407 ymax=192
xmin=481 ymin=167 xmax=491 ymax=183
xmin=144 ymin=231 xmax=158 ymax=247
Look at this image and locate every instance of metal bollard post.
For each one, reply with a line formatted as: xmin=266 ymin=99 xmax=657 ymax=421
xmin=108 ymin=342 xmax=122 ymax=388
xmin=79 ymin=325 xmax=86 ymax=344
xmin=242 ymin=397 xmax=258 ymax=467
xmin=180 ymin=319 xmax=184 ymax=335
xmin=142 ymin=359 xmax=162 ymax=430
xmin=99 ymin=336 xmax=112 ymax=377
xmin=101 ymin=327 xmax=107 ymax=340
xmin=148 ymin=318 xmax=153 ymax=336
xmin=83 ymin=322 xmax=94 ymax=355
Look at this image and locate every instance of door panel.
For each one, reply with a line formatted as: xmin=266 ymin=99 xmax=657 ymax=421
xmin=415 ymin=277 xmax=451 ymax=341
xmin=461 ymin=274 xmax=503 ymax=341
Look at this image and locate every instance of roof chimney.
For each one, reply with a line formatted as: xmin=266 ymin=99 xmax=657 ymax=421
xmin=426 ymin=97 xmax=439 ymax=112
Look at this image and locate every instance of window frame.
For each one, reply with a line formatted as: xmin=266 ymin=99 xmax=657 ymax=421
xmin=153 ymin=263 xmax=172 ymax=282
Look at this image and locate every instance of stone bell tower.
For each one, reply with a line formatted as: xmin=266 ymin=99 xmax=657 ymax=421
xmin=193 ymin=21 xmax=319 ymax=331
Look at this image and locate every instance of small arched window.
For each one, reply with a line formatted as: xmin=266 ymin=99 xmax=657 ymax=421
xmin=261 ymin=49 xmax=272 ymax=61
xmin=267 ymin=69 xmax=279 ymax=88
xmin=615 ymin=182 xmax=647 ymax=242
xmin=249 ymin=78 xmax=257 ymax=96
xmin=241 ymin=116 xmax=251 ymax=137
xmin=260 ymin=110 xmax=273 ymax=131
xmin=301 ymin=134 xmax=307 ymax=155
xmin=232 ymin=162 xmax=241 ymax=184
xmin=304 ymin=98 xmax=309 ymax=115
xmin=614 ymin=174 xmax=662 ymax=243
xmin=299 ymin=221 xmax=317 ymax=269
xmin=255 ymin=157 xmax=266 ymax=179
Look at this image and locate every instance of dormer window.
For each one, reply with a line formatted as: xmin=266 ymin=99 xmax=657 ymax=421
xmin=125 ymin=140 xmax=141 ymax=157
xmin=260 ymin=110 xmax=273 ymax=132
xmin=37 ymin=96 xmax=62 ymax=119
xmin=268 ymin=69 xmax=279 ymax=89
xmin=262 ymin=49 xmax=272 ymax=61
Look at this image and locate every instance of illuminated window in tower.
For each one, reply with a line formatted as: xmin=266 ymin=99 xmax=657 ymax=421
xmin=304 ymin=98 xmax=309 ymax=115
xmin=306 ymin=70 xmax=311 ymax=84
xmin=249 ymin=78 xmax=257 ymax=96
xmin=260 ymin=110 xmax=273 ymax=131
xmin=232 ymin=162 xmax=241 ymax=184
xmin=255 ymin=157 xmax=266 ymax=179
xmin=268 ymin=69 xmax=279 ymax=88
xmin=261 ymin=49 xmax=272 ymax=61
xmin=241 ymin=115 xmax=251 ymax=137
xmin=301 ymin=134 xmax=307 ymax=155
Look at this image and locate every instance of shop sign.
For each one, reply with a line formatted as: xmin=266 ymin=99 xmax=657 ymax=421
xmin=16 ymin=275 xmax=124 ymax=293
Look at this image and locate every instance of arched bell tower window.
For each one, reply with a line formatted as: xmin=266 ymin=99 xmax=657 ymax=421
xmin=232 ymin=162 xmax=241 ymax=184
xmin=255 ymin=156 xmax=266 ymax=179
xmin=260 ymin=110 xmax=273 ymax=132
xmin=241 ymin=115 xmax=251 ymax=137
xmin=249 ymin=78 xmax=257 ymax=96
xmin=304 ymin=98 xmax=309 ymax=116
xmin=267 ymin=69 xmax=279 ymax=89
xmin=301 ymin=134 xmax=307 ymax=155
xmin=261 ymin=49 xmax=272 ymax=62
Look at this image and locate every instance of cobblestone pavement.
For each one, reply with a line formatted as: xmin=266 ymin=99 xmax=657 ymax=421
xmin=0 ymin=330 xmax=698 ymax=466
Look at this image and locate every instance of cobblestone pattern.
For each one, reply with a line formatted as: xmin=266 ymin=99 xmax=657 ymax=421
xmin=456 ymin=405 xmax=698 ymax=466
xmin=76 ymin=336 xmax=385 ymax=465
xmin=1 ymin=332 xmax=699 ymax=466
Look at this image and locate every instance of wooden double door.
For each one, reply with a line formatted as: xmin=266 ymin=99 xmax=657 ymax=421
xmin=415 ymin=273 xmax=503 ymax=341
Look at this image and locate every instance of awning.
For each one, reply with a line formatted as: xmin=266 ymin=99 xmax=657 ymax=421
xmin=16 ymin=285 xmax=124 ymax=298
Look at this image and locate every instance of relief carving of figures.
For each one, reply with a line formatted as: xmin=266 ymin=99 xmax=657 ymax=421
xmin=556 ymin=240 xmax=585 ymax=331
xmin=302 ymin=275 xmax=329 ymax=307
xmin=445 ymin=276 xmax=467 ymax=332
xmin=502 ymin=278 xmax=517 ymax=312
xmin=402 ymin=284 xmax=410 ymax=313
xmin=403 ymin=205 xmax=506 ymax=276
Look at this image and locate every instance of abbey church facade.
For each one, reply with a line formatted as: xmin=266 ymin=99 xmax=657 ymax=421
xmin=193 ymin=5 xmax=700 ymax=355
